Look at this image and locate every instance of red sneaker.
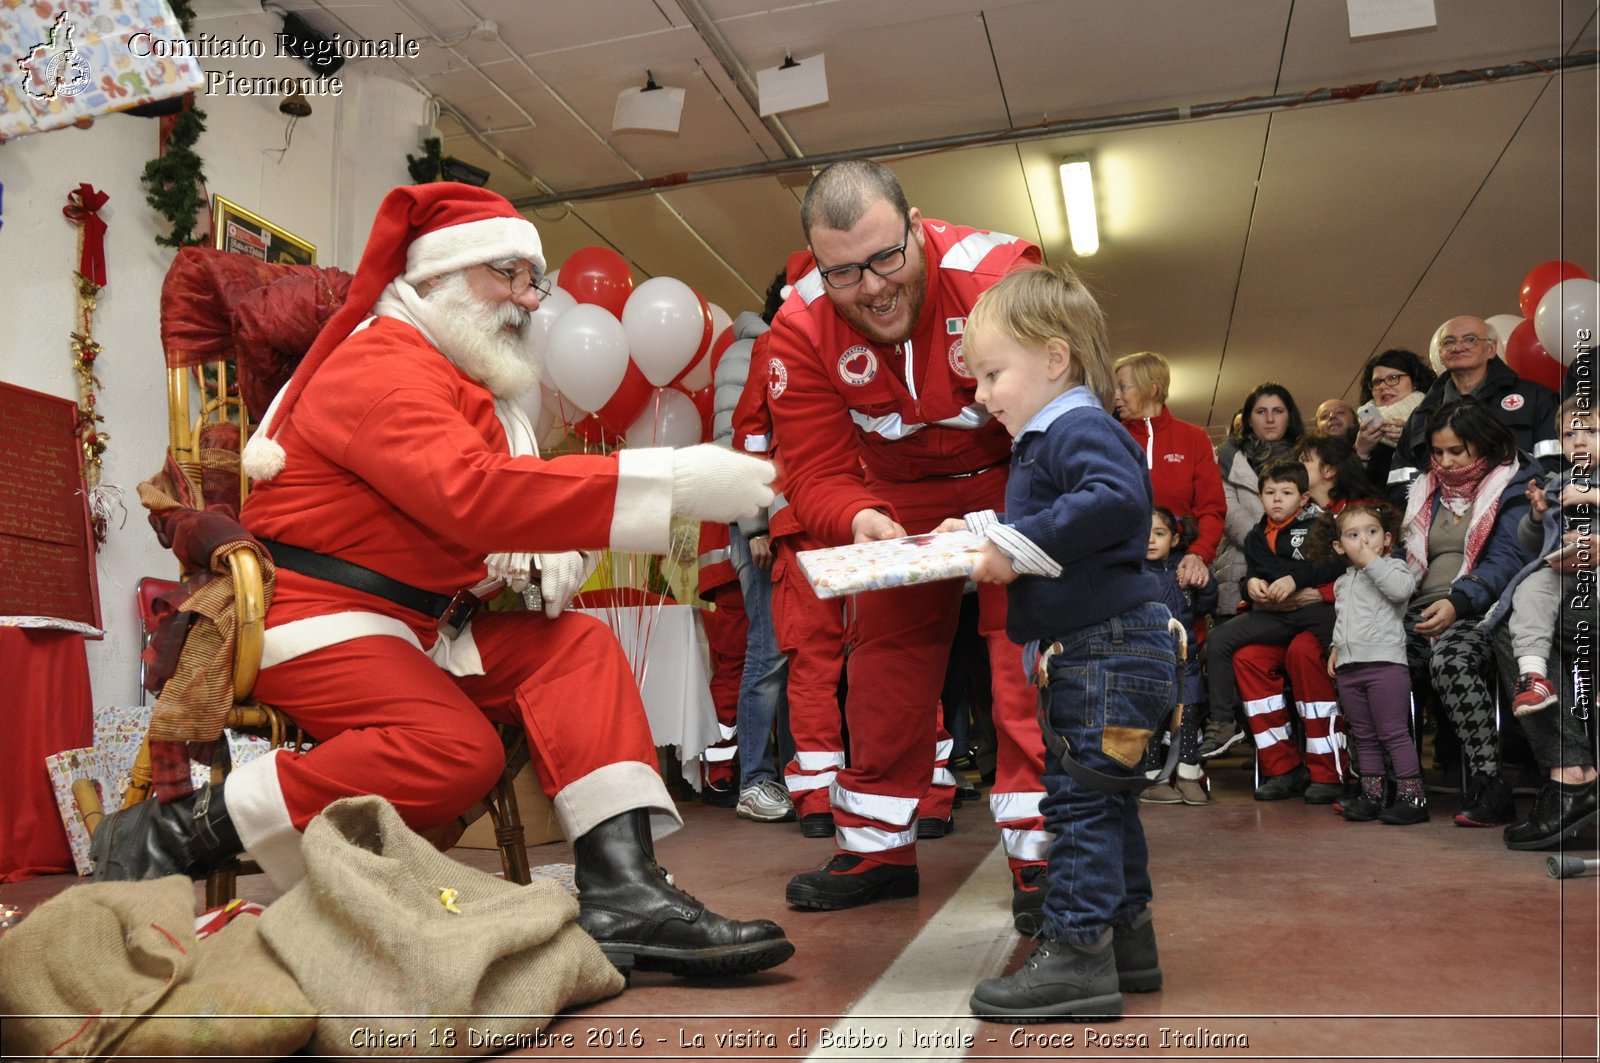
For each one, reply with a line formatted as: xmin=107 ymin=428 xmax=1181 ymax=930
xmin=1512 ymin=673 xmax=1557 ymax=717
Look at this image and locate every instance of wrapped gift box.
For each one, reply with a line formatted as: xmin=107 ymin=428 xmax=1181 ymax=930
xmin=0 ymin=0 xmax=205 ymax=141
xmin=797 ymin=530 xmax=984 ymax=599
xmin=46 ymin=706 xmax=271 ymax=876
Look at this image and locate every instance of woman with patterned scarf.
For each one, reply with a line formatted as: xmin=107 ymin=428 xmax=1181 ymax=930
xmin=1401 ymin=399 xmax=1535 ymax=829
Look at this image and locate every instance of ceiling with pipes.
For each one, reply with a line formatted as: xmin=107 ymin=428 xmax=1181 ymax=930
xmin=268 ymin=0 xmax=1597 ymax=433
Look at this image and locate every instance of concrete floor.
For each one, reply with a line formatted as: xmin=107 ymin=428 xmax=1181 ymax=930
xmin=3 ymin=748 xmax=1596 ymax=1062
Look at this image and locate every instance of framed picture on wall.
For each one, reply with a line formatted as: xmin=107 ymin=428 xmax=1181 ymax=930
xmin=212 ymin=194 xmax=316 ymax=265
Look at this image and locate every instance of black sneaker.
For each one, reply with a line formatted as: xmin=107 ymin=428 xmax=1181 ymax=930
xmin=786 ymin=853 xmax=919 ymax=911
xmin=799 ymin=812 xmax=835 ymax=839
xmin=1339 ymin=794 xmax=1384 ymax=822
xmin=970 ymin=929 xmax=1122 ymax=1023
xmin=1379 ymin=796 xmax=1430 ymax=825
xmin=702 ymin=779 xmax=737 ymax=807
xmin=1253 ymin=764 xmax=1310 ymax=801
xmin=1303 ymin=782 xmax=1345 ymax=805
xmin=1011 ymin=863 xmax=1047 ymax=935
xmin=1454 ymin=772 xmax=1515 ymax=827
xmin=1198 ymin=720 xmax=1246 ymax=760
xmin=917 ymin=815 xmax=955 ymax=839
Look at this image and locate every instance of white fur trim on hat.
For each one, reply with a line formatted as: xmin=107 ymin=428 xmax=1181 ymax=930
xmin=242 ymin=380 xmax=290 ymax=481
xmin=403 ymin=215 xmax=544 ymax=285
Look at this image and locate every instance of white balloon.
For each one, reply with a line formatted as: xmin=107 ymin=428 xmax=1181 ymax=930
xmin=1484 ymin=314 xmax=1523 ymax=352
xmin=541 ymin=304 xmax=630 ymax=413
xmin=526 ymin=285 xmax=577 ymax=362
xmin=1534 ymin=277 xmax=1599 ymax=367
xmin=707 ymin=302 xmax=732 ymax=344
xmin=624 ymin=388 xmax=702 ymax=449
xmin=677 ymin=347 xmax=714 ymax=392
xmin=622 ymin=276 xmax=707 ymax=386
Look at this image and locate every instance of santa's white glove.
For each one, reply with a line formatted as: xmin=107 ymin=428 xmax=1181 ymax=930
xmin=670 ymin=444 xmax=776 ymax=523
xmin=535 ymin=550 xmax=590 ymax=619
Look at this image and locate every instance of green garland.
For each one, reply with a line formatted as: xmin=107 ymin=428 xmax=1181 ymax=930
xmin=407 ymin=136 xmax=443 ymax=183
xmin=142 ymin=0 xmax=207 ymax=248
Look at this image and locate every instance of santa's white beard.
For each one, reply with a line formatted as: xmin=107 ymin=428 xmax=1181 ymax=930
xmin=412 ymin=272 xmax=541 ymax=398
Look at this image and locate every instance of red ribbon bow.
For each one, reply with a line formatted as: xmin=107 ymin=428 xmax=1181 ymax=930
xmin=63 ymin=183 xmax=110 ymax=287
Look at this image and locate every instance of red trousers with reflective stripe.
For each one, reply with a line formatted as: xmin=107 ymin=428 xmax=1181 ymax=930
xmin=699 ymin=586 xmax=747 ymax=788
xmin=251 ymin=609 xmax=658 ymax=830
xmin=833 ymin=465 xmax=1045 ymax=865
xmin=773 ymin=531 xmax=849 ymax=819
xmin=1235 ymin=632 xmax=1346 ymax=784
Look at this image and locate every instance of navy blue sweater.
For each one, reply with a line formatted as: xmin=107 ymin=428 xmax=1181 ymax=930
xmin=1002 ymin=388 xmax=1164 ymax=643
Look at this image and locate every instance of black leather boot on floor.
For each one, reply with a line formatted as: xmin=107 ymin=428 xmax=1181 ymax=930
xmin=90 ymin=783 xmax=242 ymax=882
xmin=1504 ymin=779 xmax=1599 ymax=850
xmin=969 ymin=927 xmax=1123 ymax=1023
xmin=1112 ymin=908 xmax=1162 ymax=992
xmin=574 ymin=809 xmax=794 ymax=977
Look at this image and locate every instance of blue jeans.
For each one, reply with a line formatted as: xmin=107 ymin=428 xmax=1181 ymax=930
xmin=1037 ymin=601 xmax=1177 ymax=943
xmin=729 ymin=525 xmax=790 ymax=786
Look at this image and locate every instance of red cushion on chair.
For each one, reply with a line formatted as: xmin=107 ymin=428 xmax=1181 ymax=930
xmin=137 ymin=577 xmax=182 ymax=636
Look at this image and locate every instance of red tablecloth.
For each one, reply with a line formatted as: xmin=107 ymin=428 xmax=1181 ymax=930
xmin=0 ymin=627 xmax=93 ymax=881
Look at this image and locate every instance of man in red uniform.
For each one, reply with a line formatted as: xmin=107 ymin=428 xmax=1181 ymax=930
xmin=767 ymin=160 xmax=1050 ymax=917
xmin=91 ymin=183 xmax=793 ymax=979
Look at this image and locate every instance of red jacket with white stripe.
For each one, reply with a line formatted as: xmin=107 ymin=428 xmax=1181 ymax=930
xmin=764 ymin=219 xmax=1040 ymax=546
xmin=1120 ymin=406 xmax=1227 ymax=565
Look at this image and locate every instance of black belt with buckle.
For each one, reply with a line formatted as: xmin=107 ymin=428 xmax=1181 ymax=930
xmin=258 ymin=539 xmax=483 ymax=638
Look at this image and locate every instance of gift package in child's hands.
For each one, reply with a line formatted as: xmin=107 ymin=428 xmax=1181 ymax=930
xmin=797 ymin=530 xmax=985 ymax=598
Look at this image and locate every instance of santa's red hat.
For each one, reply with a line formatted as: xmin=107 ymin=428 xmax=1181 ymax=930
xmin=242 ymin=182 xmax=544 ymax=481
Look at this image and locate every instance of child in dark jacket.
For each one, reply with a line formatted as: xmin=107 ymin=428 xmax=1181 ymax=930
xmin=1204 ymin=460 xmax=1348 ymax=797
xmin=954 ymin=263 xmax=1177 ymax=1024
xmin=1140 ymin=507 xmax=1219 ymax=806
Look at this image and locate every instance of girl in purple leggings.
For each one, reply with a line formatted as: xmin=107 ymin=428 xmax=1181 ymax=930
xmin=1317 ymin=503 xmax=1427 ymax=825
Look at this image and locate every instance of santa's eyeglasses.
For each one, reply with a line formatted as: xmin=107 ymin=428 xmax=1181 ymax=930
xmin=483 ymin=261 xmax=552 ymax=299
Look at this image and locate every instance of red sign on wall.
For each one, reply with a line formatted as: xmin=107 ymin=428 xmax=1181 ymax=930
xmin=0 ymin=381 xmax=101 ymax=629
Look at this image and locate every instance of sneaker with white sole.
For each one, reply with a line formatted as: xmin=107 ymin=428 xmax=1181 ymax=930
xmin=1512 ymin=672 xmax=1557 ymax=717
xmin=1197 ymin=719 xmax=1245 ymax=760
xmin=736 ymin=779 xmax=796 ymax=822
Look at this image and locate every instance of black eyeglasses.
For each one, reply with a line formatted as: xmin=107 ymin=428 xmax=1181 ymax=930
xmin=1369 ymin=371 xmax=1410 ymax=390
xmin=817 ymin=218 xmax=912 ymax=289
xmin=484 ymin=262 xmax=552 ymax=299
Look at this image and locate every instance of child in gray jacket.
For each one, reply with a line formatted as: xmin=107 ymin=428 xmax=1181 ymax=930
xmin=1318 ymin=503 xmax=1425 ymax=824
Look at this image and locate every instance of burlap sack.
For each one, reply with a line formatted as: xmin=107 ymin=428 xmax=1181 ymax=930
xmin=0 ymin=875 xmax=315 ymax=1061
xmin=257 ymin=796 xmax=624 ymax=1056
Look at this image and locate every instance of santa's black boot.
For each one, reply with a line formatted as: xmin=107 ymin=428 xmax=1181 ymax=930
xmin=574 ymin=809 xmax=795 ymax=977
xmin=90 ymin=783 xmax=243 ymax=882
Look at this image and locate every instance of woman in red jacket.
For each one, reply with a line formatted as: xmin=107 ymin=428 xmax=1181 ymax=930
xmin=1113 ymin=352 xmax=1226 ymax=592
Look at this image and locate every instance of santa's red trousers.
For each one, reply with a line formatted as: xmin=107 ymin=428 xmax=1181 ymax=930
xmin=251 ymin=608 xmax=658 ymax=829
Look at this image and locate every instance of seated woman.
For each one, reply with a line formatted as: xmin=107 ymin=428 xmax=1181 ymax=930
xmin=1400 ymin=399 xmax=1536 ymax=828
xmin=1352 ymin=348 xmax=1435 ymax=492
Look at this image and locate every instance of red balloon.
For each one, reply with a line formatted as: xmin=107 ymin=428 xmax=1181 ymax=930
xmin=595 ymin=360 xmax=653 ymax=437
xmin=556 ymin=246 xmax=635 ymax=318
xmin=706 ymin=327 xmax=736 ymax=377
xmin=687 ymin=383 xmax=715 ymax=442
xmin=571 ymin=414 xmax=622 ymax=448
xmin=1518 ymin=260 xmax=1591 ymax=320
xmin=1504 ymin=320 xmax=1565 ymax=391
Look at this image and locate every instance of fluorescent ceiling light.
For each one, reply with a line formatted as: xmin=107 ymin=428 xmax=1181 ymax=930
xmin=1059 ymin=155 xmax=1099 ymax=257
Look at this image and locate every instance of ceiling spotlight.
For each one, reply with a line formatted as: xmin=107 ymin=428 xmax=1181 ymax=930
xmin=1059 ymin=155 xmax=1099 ymax=257
xmin=612 ymin=70 xmax=685 ymax=134
xmin=278 ymin=89 xmax=312 ymax=117
xmin=756 ymin=52 xmax=828 ymax=117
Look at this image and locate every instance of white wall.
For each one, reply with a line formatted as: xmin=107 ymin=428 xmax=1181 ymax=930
xmin=0 ymin=7 xmax=424 ymax=707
